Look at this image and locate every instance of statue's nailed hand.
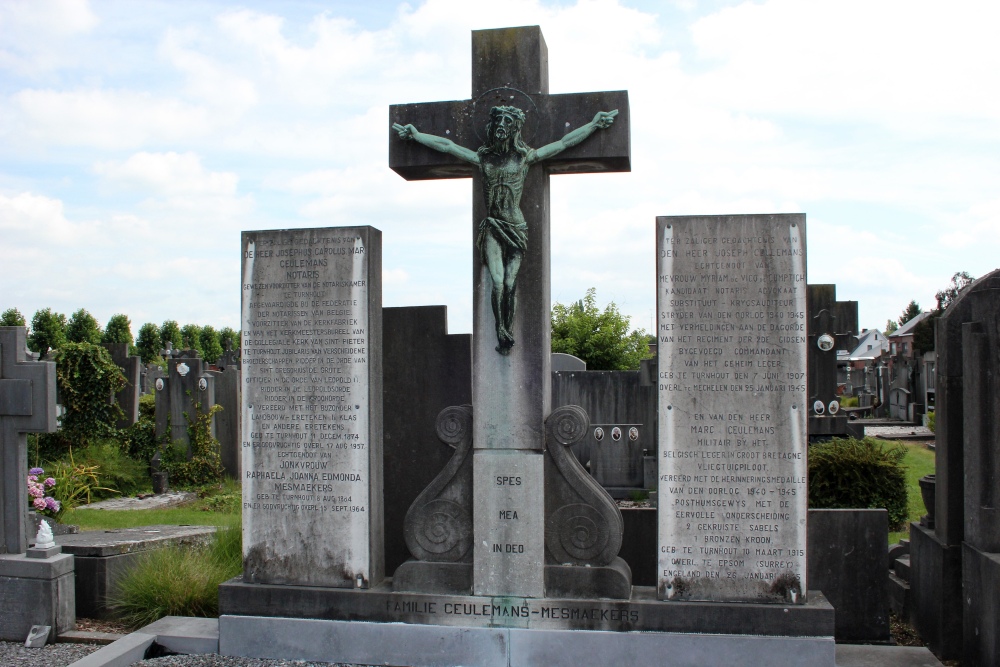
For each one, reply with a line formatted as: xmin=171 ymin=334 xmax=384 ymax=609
xmin=392 ymin=123 xmax=416 ymax=140
xmin=592 ymin=110 xmax=618 ymax=129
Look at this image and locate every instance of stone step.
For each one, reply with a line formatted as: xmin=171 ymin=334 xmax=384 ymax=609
xmin=894 ymin=554 xmax=911 ymax=580
xmin=57 ymin=630 xmax=125 ymax=645
xmin=887 ymin=571 xmax=911 ymax=620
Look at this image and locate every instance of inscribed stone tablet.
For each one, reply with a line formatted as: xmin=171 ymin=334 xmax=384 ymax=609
xmin=656 ymin=214 xmax=808 ymax=603
xmin=241 ymin=227 xmax=383 ymax=588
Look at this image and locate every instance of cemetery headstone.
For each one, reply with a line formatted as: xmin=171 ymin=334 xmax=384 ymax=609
xmin=909 ymin=270 xmax=1000 ymax=660
xmin=154 ymin=352 xmax=216 ymax=453
xmin=389 ymin=24 xmax=630 ymax=598
xmin=0 ymin=326 xmax=74 ymax=643
xmin=208 ymin=362 xmax=241 ymax=478
xmin=656 ymin=214 xmax=809 ymax=602
xmin=104 ymin=342 xmax=141 ymax=428
xmin=241 ymin=226 xmax=383 ymax=587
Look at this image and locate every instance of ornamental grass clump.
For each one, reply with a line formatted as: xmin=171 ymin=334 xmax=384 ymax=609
xmin=109 ymin=522 xmax=242 ymax=629
xmin=808 ymin=437 xmax=908 ymax=529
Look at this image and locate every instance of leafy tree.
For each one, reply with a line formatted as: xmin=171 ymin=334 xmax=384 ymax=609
xmin=66 ymin=309 xmax=103 ymax=344
xmin=219 ymin=327 xmax=240 ymax=353
xmin=136 ymin=323 xmax=161 ymax=364
xmin=160 ymin=320 xmax=183 ymax=352
xmin=897 ymin=300 xmax=921 ymax=327
xmin=28 ymin=308 xmax=67 ymax=358
xmin=1 ymin=307 xmax=26 ymax=327
xmin=935 ymin=271 xmax=975 ymax=310
xmin=200 ymin=326 xmax=224 ymax=364
xmin=912 ymin=271 xmax=976 ymax=355
xmin=102 ymin=313 xmax=134 ymax=346
xmin=884 ymin=319 xmax=898 ymax=335
xmin=180 ymin=324 xmax=203 ymax=355
xmin=551 ymin=287 xmax=651 ymax=370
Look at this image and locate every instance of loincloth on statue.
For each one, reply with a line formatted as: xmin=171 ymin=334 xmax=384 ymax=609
xmin=476 ymin=216 xmax=527 ymax=264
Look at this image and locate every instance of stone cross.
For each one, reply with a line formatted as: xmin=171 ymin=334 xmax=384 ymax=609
xmin=389 ymin=26 xmax=630 ymax=596
xmin=0 ymin=327 xmax=57 ymax=554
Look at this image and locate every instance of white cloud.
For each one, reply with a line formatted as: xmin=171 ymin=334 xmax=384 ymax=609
xmin=5 ymin=89 xmax=210 ymax=151
xmin=95 ymin=152 xmax=238 ymax=197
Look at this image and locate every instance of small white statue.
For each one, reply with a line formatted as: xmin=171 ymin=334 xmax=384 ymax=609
xmin=34 ymin=521 xmax=55 ymax=550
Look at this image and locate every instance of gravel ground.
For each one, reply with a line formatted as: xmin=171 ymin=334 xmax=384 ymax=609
xmin=136 ymin=656 xmax=388 ymax=667
xmin=0 ymin=640 xmax=101 ymax=667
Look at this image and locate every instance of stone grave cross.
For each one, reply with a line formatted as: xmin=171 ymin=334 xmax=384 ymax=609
xmin=389 ymin=26 xmax=630 ymax=596
xmin=0 ymin=327 xmax=57 ymax=554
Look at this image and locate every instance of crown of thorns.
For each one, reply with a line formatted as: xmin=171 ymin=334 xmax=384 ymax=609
xmin=490 ymin=105 xmax=526 ymax=125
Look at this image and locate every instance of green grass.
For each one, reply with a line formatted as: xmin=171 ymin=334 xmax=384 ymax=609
xmin=108 ymin=522 xmax=242 ymax=629
xmin=887 ymin=440 xmax=936 ymax=545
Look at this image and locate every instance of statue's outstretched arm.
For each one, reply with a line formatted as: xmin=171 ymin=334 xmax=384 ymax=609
xmin=532 ymin=110 xmax=618 ymax=163
xmin=392 ymin=123 xmax=479 ymax=165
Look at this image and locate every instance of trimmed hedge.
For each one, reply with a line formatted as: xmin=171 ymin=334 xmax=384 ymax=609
xmin=808 ymin=437 xmax=908 ymax=529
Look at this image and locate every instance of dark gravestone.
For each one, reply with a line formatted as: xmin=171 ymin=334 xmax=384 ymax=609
xmin=807 ymin=284 xmax=857 ymax=440
xmin=154 ymin=354 xmax=215 ymax=453
xmin=104 ymin=343 xmax=141 ymax=428
xmin=551 ymin=370 xmax=655 ymax=494
xmin=207 ymin=364 xmax=241 ymax=478
xmin=0 ymin=327 xmax=58 ymax=554
xmin=620 ymin=507 xmax=888 ymax=642
xmin=0 ymin=327 xmax=74 ymax=643
xmin=807 ymin=509 xmax=890 ymax=643
xmin=960 ymin=285 xmax=1000 ymax=667
xmin=389 ymin=25 xmax=630 ymax=598
xmin=910 ymin=269 xmax=1000 ymax=660
xmin=382 ymin=306 xmax=471 ymax=575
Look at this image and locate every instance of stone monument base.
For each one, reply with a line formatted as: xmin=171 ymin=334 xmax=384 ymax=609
xmin=219 ymin=578 xmax=834 ymax=666
xmin=909 ymin=522 xmax=963 ymax=659
xmin=962 ymin=542 xmax=1000 ymax=667
xmin=0 ymin=552 xmax=75 ymax=643
xmin=392 ymin=557 xmax=633 ymax=600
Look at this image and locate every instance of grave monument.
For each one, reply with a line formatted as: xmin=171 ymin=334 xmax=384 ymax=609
xmin=0 ymin=326 xmax=75 ymax=642
xmin=656 ymin=214 xmax=809 ymax=602
xmin=219 ymin=27 xmax=834 ymax=667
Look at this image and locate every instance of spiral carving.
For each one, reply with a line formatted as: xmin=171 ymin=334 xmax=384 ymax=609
xmin=546 ymin=404 xmax=589 ymax=446
xmin=435 ymin=405 xmax=471 ymax=447
xmin=410 ymin=499 xmax=472 ymax=561
xmin=546 ymin=504 xmax=609 ymax=563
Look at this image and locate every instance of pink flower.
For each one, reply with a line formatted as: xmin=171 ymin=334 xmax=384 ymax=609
xmin=27 ymin=475 xmax=38 ymax=483
xmin=45 ymin=498 xmax=61 ymax=512
xmin=29 ymin=486 xmax=43 ymax=499
xmin=44 ymin=478 xmax=56 ymax=487
xmin=33 ymin=498 xmax=46 ymax=511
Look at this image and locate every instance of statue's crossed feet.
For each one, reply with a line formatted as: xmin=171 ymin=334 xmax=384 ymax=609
xmin=495 ymin=327 xmax=515 ymax=355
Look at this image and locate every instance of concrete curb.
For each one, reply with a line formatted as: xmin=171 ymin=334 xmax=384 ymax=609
xmin=65 ymin=617 xmax=218 ymax=667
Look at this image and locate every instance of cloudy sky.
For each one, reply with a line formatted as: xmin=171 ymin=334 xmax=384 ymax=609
xmin=1 ymin=0 xmax=997 ymax=340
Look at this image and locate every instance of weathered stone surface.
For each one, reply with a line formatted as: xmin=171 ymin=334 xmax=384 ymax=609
xmin=382 ymin=306 xmax=471 ymax=575
xmin=241 ymin=226 xmax=383 ymax=588
xmin=0 ymin=326 xmax=57 ymax=555
xmin=807 ymin=509 xmax=890 ymax=642
xmin=656 ymin=214 xmax=808 ymax=602
xmin=0 ymin=553 xmax=75 ymax=642
xmin=473 ymin=450 xmax=545 ymax=597
xmin=208 ymin=364 xmax=241 ymax=478
xmin=551 ymin=370 xmax=655 ymax=492
xmin=154 ymin=354 xmax=215 ymax=453
xmin=401 ymin=406 xmax=474 ymax=566
xmin=104 ymin=342 xmax=141 ymax=428
xmin=962 ymin=542 xmax=1000 ymax=667
xmin=220 ymin=578 xmax=834 ymax=636
xmin=57 ymin=524 xmax=215 ymax=619
xmin=909 ymin=522 xmax=963 ymax=659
